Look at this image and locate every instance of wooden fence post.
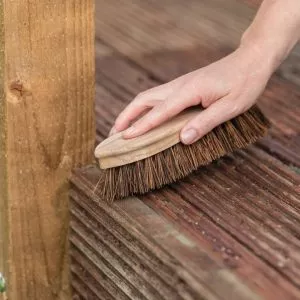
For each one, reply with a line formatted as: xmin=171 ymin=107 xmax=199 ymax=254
xmin=0 ymin=1 xmax=95 ymax=299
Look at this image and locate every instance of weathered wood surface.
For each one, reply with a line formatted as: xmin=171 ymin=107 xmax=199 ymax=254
xmin=71 ymin=167 xmax=262 ymax=300
xmin=71 ymin=0 xmax=300 ymax=299
xmin=70 ymin=149 xmax=300 ymax=300
xmin=0 ymin=1 xmax=95 ymax=299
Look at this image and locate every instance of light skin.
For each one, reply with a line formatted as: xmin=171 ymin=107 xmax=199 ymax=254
xmin=110 ymin=0 xmax=300 ymax=145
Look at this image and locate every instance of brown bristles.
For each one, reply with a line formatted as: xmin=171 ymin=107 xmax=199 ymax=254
xmin=96 ymin=105 xmax=270 ymax=202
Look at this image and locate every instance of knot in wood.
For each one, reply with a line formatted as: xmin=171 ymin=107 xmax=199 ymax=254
xmin=9 ymin=80 xmax=31 ymax=98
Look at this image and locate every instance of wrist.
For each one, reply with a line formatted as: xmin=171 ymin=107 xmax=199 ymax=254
xmin=240 ymin=29 xmax=296 ymax=74
xmin=235 ymin=39 xmax=278 ymax=78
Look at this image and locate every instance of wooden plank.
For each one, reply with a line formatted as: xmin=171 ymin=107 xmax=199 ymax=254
xmin=0 ymin=3 xmax=7 ymax=300
xmin=95 ymin=0 xmax=252 ymax=53
xmin=0 ymin=1 xmax=95 ymax=299
xmin=145 ymin=148 xmax=300 ymax=287
xmin=70 ymin=163 xmax=300 ymax=299
xmin=70 ymin=167 xmax=262 ymax=300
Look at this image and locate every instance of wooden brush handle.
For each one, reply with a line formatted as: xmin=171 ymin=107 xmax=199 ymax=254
xmin=95 ymin=107 xmax=201 ymax=169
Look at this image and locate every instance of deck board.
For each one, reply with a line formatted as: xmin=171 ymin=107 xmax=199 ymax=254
xmin=71 ymin=0 xmax=300 ymax=299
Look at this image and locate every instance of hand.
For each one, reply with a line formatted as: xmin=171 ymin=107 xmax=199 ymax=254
xmin=111 ymin=46 xmax=274 ymax=144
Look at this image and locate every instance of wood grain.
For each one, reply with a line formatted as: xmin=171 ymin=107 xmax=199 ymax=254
xmin=0 ymin=2 xmax=7 ymax=299
xmin=70 ymin=162 xmax=300 ymax=300
xmin=0 ymin=1 xmax=95 ymax=299
xmin=70 ymin=167 xmax=261 ymax=300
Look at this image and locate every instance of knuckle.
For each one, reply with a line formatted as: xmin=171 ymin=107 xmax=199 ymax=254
xmin=201 ymin=98 xmax=212 ymax=108
xmin=190 ymin=95 xmax=201 ymax=106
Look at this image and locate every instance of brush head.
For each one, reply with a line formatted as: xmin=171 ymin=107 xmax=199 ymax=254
xmin=96 ymin=105 xmax=270 ymax=202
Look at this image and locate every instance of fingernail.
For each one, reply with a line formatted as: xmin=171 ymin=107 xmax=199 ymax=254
xmin=181 ymin=129 xmax=198 ymax=144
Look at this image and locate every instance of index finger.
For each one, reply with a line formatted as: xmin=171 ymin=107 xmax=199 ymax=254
xmin=123 ymin=87 xmax=201 ymax=139
xmin=114 ymin=83 xmax=173 ymax=132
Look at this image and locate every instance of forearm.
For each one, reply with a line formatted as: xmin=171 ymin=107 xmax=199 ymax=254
xmin=240 ymin=0 xmax=300 ymax=71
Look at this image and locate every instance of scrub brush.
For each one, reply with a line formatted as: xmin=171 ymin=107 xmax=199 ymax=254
xmin=94 ymin=105 xmax=270 ymax=202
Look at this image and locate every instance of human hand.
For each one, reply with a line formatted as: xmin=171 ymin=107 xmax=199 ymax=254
xmin=111 ymin=46 xmax=274 ymax=144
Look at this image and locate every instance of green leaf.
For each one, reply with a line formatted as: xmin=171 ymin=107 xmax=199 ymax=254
xmin=0 ymin=273 xmax=6 ymax=293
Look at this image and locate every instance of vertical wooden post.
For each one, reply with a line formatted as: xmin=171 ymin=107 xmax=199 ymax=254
xmin=0 ymin=1 xmax=95 ymax=299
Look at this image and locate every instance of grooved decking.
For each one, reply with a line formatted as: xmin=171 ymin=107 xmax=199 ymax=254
xmin=70 ymin=0 xmax=300 ymax=299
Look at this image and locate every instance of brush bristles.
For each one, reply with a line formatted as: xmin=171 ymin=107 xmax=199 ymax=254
xmin=96 ymin=105 xmax=270 ymax=202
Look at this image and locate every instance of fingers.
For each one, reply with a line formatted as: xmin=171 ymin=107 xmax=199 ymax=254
xmin=180 ymin=96 xmax=247 ymax=144
xmin=123 ymin=85 xmax=201 ymax=139
xmin=114 ymin=83 xmax=173 ymax=132
xmin=113 ymin=101 xmax=153 ymax=133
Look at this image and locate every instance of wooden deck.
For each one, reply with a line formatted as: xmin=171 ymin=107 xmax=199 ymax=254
xmin=70 ymin=0 xmax=300 ymax=299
